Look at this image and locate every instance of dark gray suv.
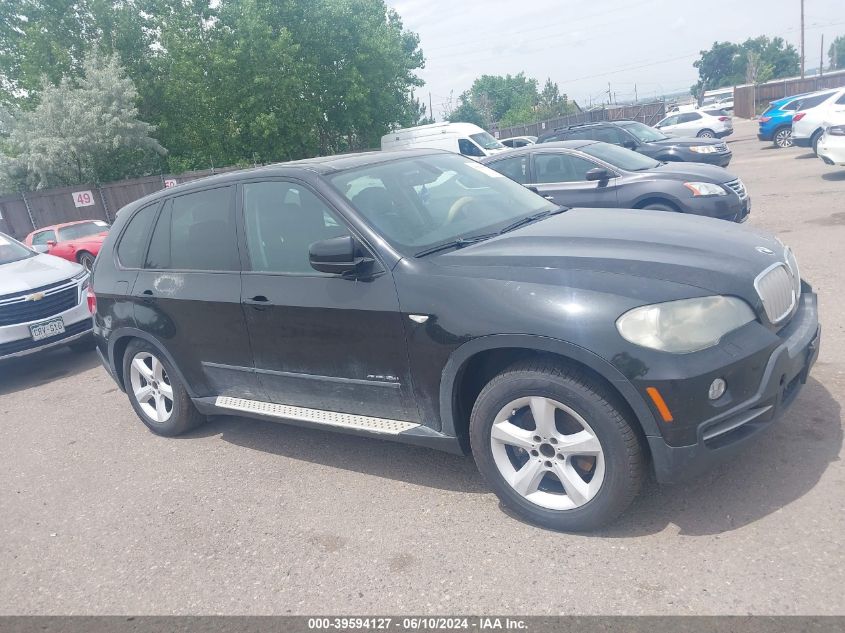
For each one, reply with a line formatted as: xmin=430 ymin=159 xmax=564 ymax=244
xmin=482 ymin=141 xmax=749 ymax=222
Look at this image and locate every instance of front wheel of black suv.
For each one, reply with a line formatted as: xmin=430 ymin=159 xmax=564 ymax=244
xmin=122 ymin=339 xmax=206 ymax=437
xmin=469 ymin=360 xmax=646 ymax=531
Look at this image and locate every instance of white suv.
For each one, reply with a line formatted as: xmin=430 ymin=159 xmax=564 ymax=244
xmin=655 ymin=109 xmax=733 ymax=139
xmin=817 ymin=111 xmax=845 ymax=167
xmin=0 ymin=233 xmax=94 ymax=361
xmin=792 ymin=88 xmax=845 ymax=155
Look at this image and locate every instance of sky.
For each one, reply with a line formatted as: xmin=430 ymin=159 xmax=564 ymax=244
xmin=386 ymin=0 xmax=845 ymax=119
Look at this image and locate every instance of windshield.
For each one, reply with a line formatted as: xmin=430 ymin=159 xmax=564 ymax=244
xmin=0 ymin=233 xmax=36 ymax=265
xmin=58 ymin=221 xmax=109 ymax=241
xmin=620 ymin=121 xmax=668 ymax=142
xmin=329 ymin=153 xmax=555 ymax=253
xmin=470 ymin=132 xmax=505 ymax=150
xmin=579 ymin=141 xmax=661 ymax=171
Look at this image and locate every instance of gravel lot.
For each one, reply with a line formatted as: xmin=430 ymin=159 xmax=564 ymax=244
xmin=1 ymin=119 xmax=844 ymax=615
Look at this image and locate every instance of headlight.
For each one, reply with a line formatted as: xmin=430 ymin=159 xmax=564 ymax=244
xmin=689 ymin=145 xmax=718 ymax=154
xmin=827 ymin=125 xmax=845 ymax=136
xmin=616 ymin=296 xmax=756 ymax=353
xmin=684 ymin=181 xmax=726 ymax=196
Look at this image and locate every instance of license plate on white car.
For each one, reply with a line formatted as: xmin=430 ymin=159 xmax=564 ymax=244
xmin=29 ymin=318 xmax=65 ymax=341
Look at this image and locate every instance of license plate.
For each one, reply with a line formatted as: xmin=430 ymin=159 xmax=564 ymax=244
xmin=29 ymin=318 xmax=65 ymax=342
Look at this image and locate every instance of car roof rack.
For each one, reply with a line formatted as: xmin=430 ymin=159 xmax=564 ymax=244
xmin=552 ymin=121 xmax=603 ymax=132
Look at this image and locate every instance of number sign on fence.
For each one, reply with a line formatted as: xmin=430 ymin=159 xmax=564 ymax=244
xmin=72 ymin=191 xmax=96 ymax=208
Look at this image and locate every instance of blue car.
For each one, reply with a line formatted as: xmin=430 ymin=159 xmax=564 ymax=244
xmin=758 ymin=93 xmax=810 ymax=148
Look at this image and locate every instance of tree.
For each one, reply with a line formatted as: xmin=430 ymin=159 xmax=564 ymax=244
xmin=537 ymin=78 xmax=573 ymax=120
xmin=2 ymin=53 xmax=165 ymax=188
xmin=830 ymin=35 xmax=845 ymax=70
xmin=692 ymin=37 xmax=799 ymax=96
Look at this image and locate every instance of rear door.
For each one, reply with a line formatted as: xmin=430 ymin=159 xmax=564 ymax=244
xmin=528 ymin=151 xmax=620 ymax=208
xmin=132 ymin=185 xmax=259 ymax=399
xmin=238 ymin=178 xmax=418 ymax=422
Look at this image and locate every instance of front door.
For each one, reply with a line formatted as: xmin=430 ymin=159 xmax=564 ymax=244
xmin=238 ymin=179 xmax=418 ymax=422
xmin=529 ymin=152 xmax=620 ymax=208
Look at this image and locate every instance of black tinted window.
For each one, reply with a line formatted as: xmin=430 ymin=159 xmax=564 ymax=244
xmin=836 ymin=93 xmax=845 ymax=105
xmin=679 ymin=113 xmax=702 ymax=122
xmin=562 ymin=128 xmax=592 ymax=141
xmin=117 ymin=204 xmax=157 ymax=268
xmin=243 ymin=181 xmax=349 ymax=274
xmin=798 ymin=92 xmax=835 ymax=109
xmin=458 ymin=138 xmax=484 ymax=157
xmin=488 ymin=156 xmax=529 ymax=184
xmin=146 ymin=186 xmax=237 ymax=271
xmin=535 ymin=153 xmax=598 ymax=183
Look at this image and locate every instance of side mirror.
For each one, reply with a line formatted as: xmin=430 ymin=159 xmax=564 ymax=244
xmin=586 ymin=167 xmax=612 ymax=182
xmin=309 ymin=235 xmax=373 ymax=276
xmin=622 ymin=140 xmax=638 ymax=149
xmin=32 ymin=244 xmax=49 ymax=254
xmin=46 ymin=240 xmax=57 ymax=248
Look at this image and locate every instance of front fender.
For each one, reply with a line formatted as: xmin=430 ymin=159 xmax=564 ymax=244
xmin=438 ymin=333 xmax=660 ymax=440
xmin=107 ymin=327 xmax=197 ymax=397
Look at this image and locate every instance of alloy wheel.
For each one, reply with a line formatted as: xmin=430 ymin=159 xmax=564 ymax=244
xmin=698 ymin=130 xmax=715 ymax=138
xmin=129 ymin=351 xmax=174 ymax=423
xmin=774 ymin=129 xmax=793 ymax=148
xmin=490 ymin=396 xmax=605 ymax=510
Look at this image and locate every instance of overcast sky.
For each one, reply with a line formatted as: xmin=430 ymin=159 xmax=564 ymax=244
xmin=387 ymin=0 xmax=845 ymax=118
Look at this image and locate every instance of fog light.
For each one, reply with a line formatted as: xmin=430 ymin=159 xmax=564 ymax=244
xmin=708 ymin=378 xmax=726 ymax=400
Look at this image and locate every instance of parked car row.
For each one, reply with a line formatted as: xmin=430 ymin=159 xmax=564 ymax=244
xmin=758 ymin=87 xmax=845 ymax=153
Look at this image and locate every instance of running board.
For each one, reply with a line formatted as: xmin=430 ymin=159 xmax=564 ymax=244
xmin=214 ymin=396 xmax=420 ymax=435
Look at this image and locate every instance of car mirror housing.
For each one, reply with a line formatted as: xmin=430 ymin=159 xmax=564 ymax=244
xmin=46 ymin=240 xmax=57 ymax=247
xmin=32 ymin=244 xmax=49 ymax=254
xmin=309 ymin=235 xmax=374 ymax=276
xmin=623 ymin=140 xmax=639 ymax=149
xmin=586 ymin=168 xmax=612 ymax=182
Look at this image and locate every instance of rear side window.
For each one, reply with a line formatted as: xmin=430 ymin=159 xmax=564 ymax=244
xmin=116 ymin=204 xmax=157 ymax=268
xmin=782 ymin=100 xmax=801 ymax=111
xmin=703 ymin=109 xmax=727 ymax=117
xmin=679 ymin=113 xmax=702 ymax=123
xmin=798 ymin=92 xmax=835 ymax=110
xmin=591 ymin=126 xmax=626 ymax=144
xmin=146 ymin=186 xmax=238 ymax=271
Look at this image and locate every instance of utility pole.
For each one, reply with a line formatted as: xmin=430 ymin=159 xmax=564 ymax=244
xmin=634 ymin=84 xmax=638 ymax=103
xmin=429 ymin=92 xmax=433 ymax=122
xmin=820 ymin=34 xmax=825 ymax=76
xmin=800 ymin=0 xmax=805 ymax=78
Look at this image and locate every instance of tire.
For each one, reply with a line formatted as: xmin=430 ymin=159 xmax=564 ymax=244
xmin=772 ymin=127 xmax=793 ymax=148
xmin=641 ymin=202 xmax=677 ymax=212
xmin=469 ymin=360 xmax=645 ymax=531
xmin=77 ymin=251 xmax=95 ymax=271
xmin=122 ymin=339 xmax=205 ymax=436
xmin=68 ymin=334 xmax=96 ymax=353
xmin=811 ymin=130 xmax=822 ymax=156
xmin=697 ymin=129 xmax=715 ymax=138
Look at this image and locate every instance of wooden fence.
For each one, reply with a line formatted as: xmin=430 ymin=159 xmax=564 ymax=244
xmin=0 ymin=166 xmax=240 ymax=240
xmin=496 ymin=101 xmax=667 ymax=140
xmin=733 ymin=71 xmax=845 ymax=118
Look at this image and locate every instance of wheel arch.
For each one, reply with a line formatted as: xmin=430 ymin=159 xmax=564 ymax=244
xmin=108 ymin=327 xmax=197 ymax=397
xmin=632 ymin=196 xmax=681 ymax=211
xmin=439 ymin=335 xmax=660 ymax=453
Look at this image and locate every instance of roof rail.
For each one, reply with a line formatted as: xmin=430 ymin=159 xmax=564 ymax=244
xmin=552 ymin=121 xmax=600 ymax=132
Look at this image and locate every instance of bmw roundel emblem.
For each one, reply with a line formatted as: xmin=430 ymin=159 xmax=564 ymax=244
xmin=755 ymin=246 xmax=775 ymax=255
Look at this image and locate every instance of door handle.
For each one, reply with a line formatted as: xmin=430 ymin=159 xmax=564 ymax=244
xmin=141 ymin=289 xmax=154 ymax=296
xmin=140 ymin=289 xmax=154 ymax=304
xmin=245 ymin=295 xmax=270 ymax=310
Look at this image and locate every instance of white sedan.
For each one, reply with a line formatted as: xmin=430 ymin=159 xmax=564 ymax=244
xmin=818 ymin=123 xmax=845 ymax=167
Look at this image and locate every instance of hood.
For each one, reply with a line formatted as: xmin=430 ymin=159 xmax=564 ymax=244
xmin=0 ymin=253 xmax=83 ymax=296
xmin=650 ymin=136 xmax=723 ymax=148
xmin=646 ymin=161 xmax=737 ymax=183
xmin=436 ymin=208 xmax=785 ymax=303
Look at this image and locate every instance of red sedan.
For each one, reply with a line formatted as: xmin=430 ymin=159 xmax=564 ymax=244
xmin=24 ymin=220 xmax=110 ymax=270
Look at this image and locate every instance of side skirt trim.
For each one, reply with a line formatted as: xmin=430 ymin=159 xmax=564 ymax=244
xmin=214 ymin=396 xmax=420 ymax=435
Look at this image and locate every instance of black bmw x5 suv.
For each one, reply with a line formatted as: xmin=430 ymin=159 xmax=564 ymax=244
xmin=92 ymin=150 xmax=819 ymax=531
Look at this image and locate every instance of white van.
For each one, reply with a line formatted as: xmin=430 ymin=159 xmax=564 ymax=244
xmin=380 ymin=122 xmax=508 ymax=159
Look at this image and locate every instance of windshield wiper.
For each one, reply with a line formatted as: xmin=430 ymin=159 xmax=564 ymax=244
xmin=498 ymin=206 xmax=568 ymax=235
xmin=414 ymin=232 xmax=499 ymax=257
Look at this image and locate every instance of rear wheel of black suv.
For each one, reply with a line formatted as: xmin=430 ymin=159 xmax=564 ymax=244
xmin=470 ymin=360 xmax=645 ymax=531
xmin=122 ymin=339 xmax=206 ymax=436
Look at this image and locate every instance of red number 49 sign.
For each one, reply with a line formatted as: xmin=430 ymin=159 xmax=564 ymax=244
xmin=72 ymin=190 xmax=95 ymax=208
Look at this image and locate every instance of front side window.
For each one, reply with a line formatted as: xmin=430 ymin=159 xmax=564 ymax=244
xmin=621 ymin=121 xmax=669 ymax=142
xmin=658 ymin=115 xmax=679 ymax=127
xmin=329 ymin=154 xmax=554 ymax=253
xmin=488 ymin=155 xmax=529 ymax=184
xmin=58 ymin=220 xmax=109 ymax=241
xmin=458 ymin=138 xmax=484 ymax=157
xmin=470 ymin=131 xmax=505 ymax=150
xmin=146 ymin=186 xmax=238 ymax=271
xmin=534 ymin=153 xmax=598 ymax=183
xmin=31 ymin=230 xmax=56 ymax=245
xmin=679 ymin=113 xmax=702 ymax=123
xmin=243 ymin=181 xmax=349 ymax=274
xmin=117 ymin=204 xmax=158 ymax=268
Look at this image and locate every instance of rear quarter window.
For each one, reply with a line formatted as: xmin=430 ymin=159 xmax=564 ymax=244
xmin=116 ymin=203 xmax=158 ymax=268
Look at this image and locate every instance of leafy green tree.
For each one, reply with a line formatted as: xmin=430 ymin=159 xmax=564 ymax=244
xmin=537 ymin=78 xmax=574 ymax=120
xmin=692 ymin=37 xmax=799 ymax=96
xmin=830 ymin=35 xmax=845 ymax=70
xmin=2 ymin=53 xmax=165 ymax=188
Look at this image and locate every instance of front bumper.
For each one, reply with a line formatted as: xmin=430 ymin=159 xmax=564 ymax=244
xmin=682 ymin=193 xmax=749 ymax=223
xmin=0 ymin=294 xmax=92 ymax=361
xmin=646 ymin=290 xmax=820 ymax=484
xmin=818 ymin=138 xmax=845 ymax=166
xmin=688 ymin=151 xmax=732 ymax=167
